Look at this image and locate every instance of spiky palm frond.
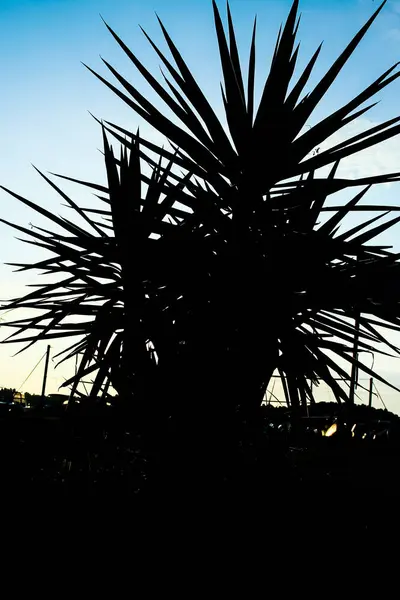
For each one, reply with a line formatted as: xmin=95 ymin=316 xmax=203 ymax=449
xmin=0 ymin=132 xmax=197 ymax=405
xmin=2 ymin=0 xmax=400 ymax=414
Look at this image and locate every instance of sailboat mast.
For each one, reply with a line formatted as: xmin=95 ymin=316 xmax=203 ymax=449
xmin=41 ymin=345 xmax=51 ymax=401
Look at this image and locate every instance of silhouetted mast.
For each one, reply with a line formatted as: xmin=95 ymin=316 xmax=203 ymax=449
xmin=41 ymin=345 xmax=51 ymax=401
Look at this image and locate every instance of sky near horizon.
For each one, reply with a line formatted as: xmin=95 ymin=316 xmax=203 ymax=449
xmin=1 ymin=0 xmax=400 ymax=411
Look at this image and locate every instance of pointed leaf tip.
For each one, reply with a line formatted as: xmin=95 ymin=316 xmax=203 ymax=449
xmin=371 ymin=0 xmax=388 ymax=20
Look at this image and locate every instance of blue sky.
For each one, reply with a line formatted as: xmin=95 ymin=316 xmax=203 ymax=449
xmin=1 ymin=0 xmax=400 ymax=411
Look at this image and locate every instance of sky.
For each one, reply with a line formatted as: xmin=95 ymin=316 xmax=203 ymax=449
xmin=1 ymin=0 xmax=400 ymax=411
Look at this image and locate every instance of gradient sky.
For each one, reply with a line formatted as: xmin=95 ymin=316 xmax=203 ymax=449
xmin=1 ymin=0 xmax=400 ymax=411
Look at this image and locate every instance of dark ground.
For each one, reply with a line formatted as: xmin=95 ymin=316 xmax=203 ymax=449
xmin=1 ymin=403 xmax=399 ymax=536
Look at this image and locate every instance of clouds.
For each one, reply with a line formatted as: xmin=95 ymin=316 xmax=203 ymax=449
xmin=386 ymin=27 xmax=400 ymax=41
xmin=315 ymin=116 xmax=400 ymax=182
xmin=390 ymin=1 xmax=400 ymax=15
xmin=384 ymin=1 xmax=400 ymax=40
